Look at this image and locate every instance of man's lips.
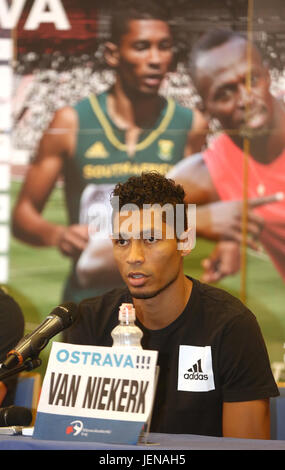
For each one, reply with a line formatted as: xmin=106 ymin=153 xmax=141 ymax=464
xmin=127 ymin=272 xmax=149 ymax=287
xmin=142 ymin=74 xmax=163 ymax=87
xmin=237 ymin=108 xmax=269 ymax=130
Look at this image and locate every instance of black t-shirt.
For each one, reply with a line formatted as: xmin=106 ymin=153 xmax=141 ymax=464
xmin=65 ymin=277 xmax=279 ymax=437
xmin=0 ymin=288 xmax=25 ymax=406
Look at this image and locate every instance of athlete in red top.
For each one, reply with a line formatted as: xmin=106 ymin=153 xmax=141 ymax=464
xmin=168 ymin=29 xmax=285 ymax=282
xmin=203 ymin=133 xmax=285 ymax=280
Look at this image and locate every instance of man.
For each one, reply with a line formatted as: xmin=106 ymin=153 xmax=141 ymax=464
xmin=0 ymin=287 xmax=25 ymax=406
xmin=168 ymin=29 xmax=285 ymax=283
xmin=66 ymin=172 xmax=279 ymax=438
xmin=12 ymin=2 xmax=207 ymax=303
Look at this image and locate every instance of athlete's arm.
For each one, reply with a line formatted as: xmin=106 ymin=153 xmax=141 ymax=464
xmin=183 ymin=109 xmax=209 ymax=157
xmin=223 ymin=399 xmax=271 ymax=439
xmin=200 ymin=240 xmax=241 ymax=283
xmin=167 ymin=152 xmax=219 ymax=205
xmin=168 ymin=155 xmax=276 ymax=242
xmin=12 ymin=107 xmax=89 ymax=258
xmin=76 ymin=238 xmax=124 ymax=288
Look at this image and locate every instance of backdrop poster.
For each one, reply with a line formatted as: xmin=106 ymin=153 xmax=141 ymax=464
xmin=0 ymin=0 xmax=284 ymax=378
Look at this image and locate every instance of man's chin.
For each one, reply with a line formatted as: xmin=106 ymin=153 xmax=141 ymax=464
xmin=128 ymin=273 xmax=179 ymax=300
xmin=236 ymin=113 xmax=272 ymax=138
xmin=136 ymin=82 xmax=162 ymax=96
xmin=239 ymin=125 xmax=269 ymax=139
xmin=129 ymin=287 xmax=159 ymax=300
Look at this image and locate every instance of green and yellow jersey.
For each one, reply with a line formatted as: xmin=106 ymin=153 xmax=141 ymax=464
xmin=63 ymin=91 xmax=193 ymax=302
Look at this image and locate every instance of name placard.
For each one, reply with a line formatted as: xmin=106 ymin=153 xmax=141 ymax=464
xmin=33 ymin=342 xmax=158 ymax=444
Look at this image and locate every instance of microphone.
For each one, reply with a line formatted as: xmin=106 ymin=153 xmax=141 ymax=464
xmin=1 ymin=302 xmax=78 ymax=370
xmin=0 ymin=406 xmax=32 ymax=427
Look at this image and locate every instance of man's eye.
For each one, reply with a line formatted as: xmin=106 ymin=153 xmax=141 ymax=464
xmin=145 ymin=237 xmax=157 ymax=244
xmin=159 ymin=40 xmax=173 ymax=51
xmin=133 ymin=41 xmax=149 ymax=51
xmin=214 ymin=85 xmax=236 ymax=102
xmin=116 ymin=239 xmax=128 ymax=246
xmin=251 ymin=74 xmax=260 ymax=87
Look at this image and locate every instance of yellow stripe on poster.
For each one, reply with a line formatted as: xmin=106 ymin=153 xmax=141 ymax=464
xmin=89 ymin=94 xmax=175 ymax=152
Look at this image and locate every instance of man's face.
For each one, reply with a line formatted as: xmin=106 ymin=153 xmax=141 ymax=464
xmin=115 ymin=19 xmax=173 ymax=95
xmin=195 ymin=38 xmax=274 ymax=135
xmin=112 ymin=208 xmax=183 ymax=299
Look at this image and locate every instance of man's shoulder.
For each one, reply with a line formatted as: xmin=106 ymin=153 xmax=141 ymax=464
xmin=0 ymin=287 xmax=24 ymax=322
xmin=73 ymin=91 xmax=108 ymax=111
xmin=193 ymin=278 xmax=255 ymax=323
xmin=203 ymin=133 xmax=236 ymax=158
xmin=169 ymin=98 xmax=193 ymax=127
xmin=50 ymin=105 xmax=78 ymax=129
xmin=173 ymin=98 xmax=193 ymax=115
xmin=66 ymin=287 xmax=131 ymax=345
xmin=79 ymin=287 xmax=131 ymax=315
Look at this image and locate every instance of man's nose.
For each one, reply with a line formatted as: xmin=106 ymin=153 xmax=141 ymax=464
xmin=127 ymin=240 xmax=145 ymax=264
xmin=148 ymin=46 xmax=162 ymax=66
xmin=237 ymin=84 xmax=254 ymax=108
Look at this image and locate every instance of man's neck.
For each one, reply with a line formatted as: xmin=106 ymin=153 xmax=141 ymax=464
xmin=107 ymin=82 xmax=163 ymax=157
xmin=132 ymin=275 xmax=193 ymax=330
xmin=108 ymin=81 xmax=163 ymax=130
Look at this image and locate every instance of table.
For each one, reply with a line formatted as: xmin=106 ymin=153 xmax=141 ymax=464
xmin=0 ymin=432 xmax=285 ymax=450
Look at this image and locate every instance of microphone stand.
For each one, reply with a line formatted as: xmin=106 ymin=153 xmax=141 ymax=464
xmin=0 ymin=357 xmax=42 ymax=381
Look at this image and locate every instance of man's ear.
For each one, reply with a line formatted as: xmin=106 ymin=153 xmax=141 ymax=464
xmin=177 ymin=227 xmax=195 ymax=256
xmin=104 ymin=42 xmax=120 ymax=68
xmin=263 ymin=62 xmax=271 ymax=87
xmin=197 ymin=100 xmax=211 ymax=122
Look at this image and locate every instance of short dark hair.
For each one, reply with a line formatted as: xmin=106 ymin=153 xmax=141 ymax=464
xmin=111 ymin=172 xmax=188 ymax=236
xmin=110 ymin=0 xmax=171 ymax=44
xmin=189 ymin=29 xmax=247 ymax=83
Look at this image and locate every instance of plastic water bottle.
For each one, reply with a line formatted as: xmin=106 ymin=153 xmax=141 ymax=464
xmin=111 ymin=303 xmax=143 ymax=349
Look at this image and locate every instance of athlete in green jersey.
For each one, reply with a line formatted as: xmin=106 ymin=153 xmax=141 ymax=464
xmin=12 ymin=2 xmax=208 ymax=303
xmin=71 ymin=89 xmax=195 ymax=296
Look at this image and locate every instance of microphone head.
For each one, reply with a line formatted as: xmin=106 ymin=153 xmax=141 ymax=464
xmin=0 ymin=406 xmax=32 ymax=426
xmin=0 ymin=303 xmax=79 ymax=370
xmin=52 ymin=302 xmax=79 ymax=328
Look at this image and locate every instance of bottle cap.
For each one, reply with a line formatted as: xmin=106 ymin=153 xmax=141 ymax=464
xmin=119 ymin=303 xmax=136 ymax=322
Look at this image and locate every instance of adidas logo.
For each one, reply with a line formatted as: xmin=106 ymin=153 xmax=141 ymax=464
xmin=85 ymin=142 xmax=109 ymax=159
xmin=184 ymin=358 xmax=208 ymax=381
xmin=178 ymin=345 xmax=215 ymax=392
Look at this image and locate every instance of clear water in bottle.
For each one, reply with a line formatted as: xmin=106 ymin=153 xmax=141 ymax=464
xmin=111 ymin=303 xmax=143 ymax=349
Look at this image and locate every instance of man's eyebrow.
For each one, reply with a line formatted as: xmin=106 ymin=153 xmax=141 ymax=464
xmin=112 ymin=229 xmax=158 ymax=239
xmin=131 ymin=36 xmax=172 ymax=47
xmin=112 ymin=231 xmax=141 ymax=239
xmin=142 ymin=229 xmax=158 ymax=238
xmin=216 ymin=81 xmax=236 ymax=92
xmin=131 ymin=39 xmax=150 ymax=47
